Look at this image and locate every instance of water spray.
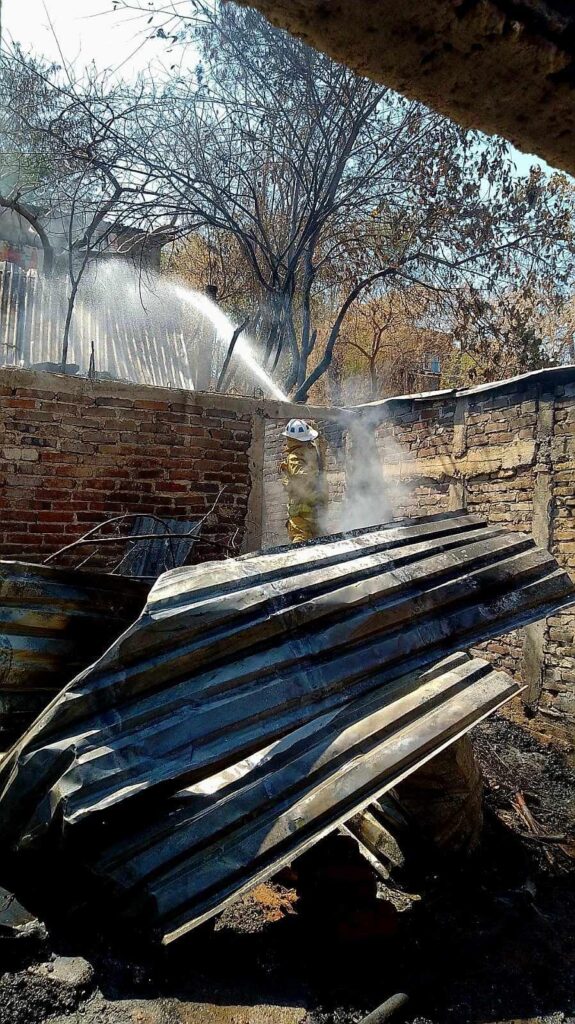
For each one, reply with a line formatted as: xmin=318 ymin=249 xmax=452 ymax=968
xmin=15 ymin=259 xmax=289 ymax=401
xmin=175 ymin=286 xmax=289 ymax=402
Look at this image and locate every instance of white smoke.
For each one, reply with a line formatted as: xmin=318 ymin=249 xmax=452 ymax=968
xmin=333 ymin=414 xmax=407 ymax=533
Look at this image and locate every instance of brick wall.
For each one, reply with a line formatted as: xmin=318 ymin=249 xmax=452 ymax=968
xmin=366 ymin=369 xmax=575 ymax=752
xmin=258 ymin=368 xmax=575 ymax=751
xmin=0 ymin=368 xmax=254 ymax=565
xmin=3 ymin=364 xmax=575 ymax=752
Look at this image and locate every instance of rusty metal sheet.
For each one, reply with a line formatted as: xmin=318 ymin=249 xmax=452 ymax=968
xmin=0 ymin=560 xmax=148 ymax=745
xmin=0 ymin=513 xmax=573 ymax=940
xmin=136 ymin=652 xmax=519 ymax=943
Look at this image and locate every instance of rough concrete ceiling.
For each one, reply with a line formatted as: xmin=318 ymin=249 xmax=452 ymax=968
xmin=235 ymin=0 xmax=575 ymax=176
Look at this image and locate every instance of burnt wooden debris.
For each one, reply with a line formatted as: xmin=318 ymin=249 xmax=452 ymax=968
xmin=0 ymin=512 xmax=573 ymax=943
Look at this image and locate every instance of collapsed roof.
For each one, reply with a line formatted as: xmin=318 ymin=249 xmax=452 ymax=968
xmin=1 ymin=513 xmax=573 ymax=942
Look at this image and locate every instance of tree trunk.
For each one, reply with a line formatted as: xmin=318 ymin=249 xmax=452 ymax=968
xmin=294 ymin=267 xmax=396 ymax=402
xmin=0 ymin=197 xmax=55 ymax=278
xmin=369 ymin=357 xmax=378 ymax=399
xmin=61 ymin=277 xmax=81 ymax=371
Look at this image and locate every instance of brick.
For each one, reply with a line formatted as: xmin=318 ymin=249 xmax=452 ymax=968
xmin=89 ymin=407 xmax=122 ymax=421
xmin=138 ymin=469 xmax=166 ymax=480
xmin=51 ymin=399 xmax=83 ymax=414
xmin=167 ymin=402 xmax=204 ymax=416
xmin=74 ymin=511 xmax=114 ymax=523
xmin=0 ymin=510 xmax=38 ymax=523
xmin=221 ymin=440 xmax=251 ymax=454
xmin=7 ymin=409 xmax=55 ymax=424
xmin=58 ymin=441 xmax=95 ymax=455
xmin=133 ymin=400 xmax=166 ymax=411
xmin=179 ymin=425 xmax=209 ymax=438
xmin=28 ymin=521 xmax=66 ymax=534
xmin=99 ymin=468 xmax=131 ymax=479
xmin=15 ymin=388 xmax=56 ymax=400
xmin=40 ymin=487 xmax=73 ymax=500
xmin=3 ymin=398 xmax=37 ymax=409
xmin=158 ymin=482 xmax=190 ymax=493
xmin=2 ymin=447 xmax=39 ymax=462
xmin=59 ymin=415 xmax=100 ymax=429
xmin=204 ymin=472 xmax=241 ymax=483
xmin=94 ymin=397 xmax=134 ymax=409
xmin=81 ymin=431 xmax=117 ymax=444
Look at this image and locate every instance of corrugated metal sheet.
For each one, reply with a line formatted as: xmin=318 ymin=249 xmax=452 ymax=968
xmin=94 ymin=651 xmax=521 ymax=943
xmin=0 ymin=512 xmax=573 ymax=941
xmin=113 ymin=516 xmax=199 ymax=579
xmin=0 ymin=264 xmax=198 ymax=390
xmin=0 ymin=560 xmax=148 ymax=742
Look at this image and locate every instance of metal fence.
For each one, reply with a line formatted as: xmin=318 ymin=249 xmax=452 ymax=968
xmin=0 ymin=262 xmax=219 ymax=390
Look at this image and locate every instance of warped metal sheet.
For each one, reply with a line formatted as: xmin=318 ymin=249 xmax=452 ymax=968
xmin=0 ymin=512 xmax=572 ymax=839
xmin=21 ymin=652 xmax=523 ymax=943
xmin=126 ymin=652 xmax=519 ymax=943
xmin=0 ymin=560 xmax=148 ymax=744
xmin=0 ymin=513 xmax=573 ymax=941
xmin=113 ymin=517 xmax=199 ymax=579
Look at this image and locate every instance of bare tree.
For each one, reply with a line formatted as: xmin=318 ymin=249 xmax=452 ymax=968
xmin=0 ymin=49 xmax=177 ymax=367
xmin=3 ymin=5 xmax=573 ymax=396
xmin=114 ymin=1 xmax=574 ymax=401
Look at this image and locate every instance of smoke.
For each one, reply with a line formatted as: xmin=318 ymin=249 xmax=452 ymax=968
xmin=330 ymin=414 xmax=407 ymax=534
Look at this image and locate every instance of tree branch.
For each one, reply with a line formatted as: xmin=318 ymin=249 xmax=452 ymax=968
xmin=0 ymin=195 xmax=55 ymax=276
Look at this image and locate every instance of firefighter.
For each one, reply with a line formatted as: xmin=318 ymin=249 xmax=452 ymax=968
xmin=280 ymin=418 xmax=327 ymax=544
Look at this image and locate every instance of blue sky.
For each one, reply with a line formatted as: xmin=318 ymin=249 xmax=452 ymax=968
xmin=2 ymin=0 xmax=559 ymax=179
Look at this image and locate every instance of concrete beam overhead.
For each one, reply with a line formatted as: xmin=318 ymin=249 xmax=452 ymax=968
xmin=235 ymin=0 xmax=575 ymax=176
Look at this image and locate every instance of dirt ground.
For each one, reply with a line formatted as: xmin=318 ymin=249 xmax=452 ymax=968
xmin=1 ymin=711 xmax=574 ymax=1024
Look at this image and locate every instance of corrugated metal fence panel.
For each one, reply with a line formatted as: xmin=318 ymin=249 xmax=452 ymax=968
xmin=114 ymin=517 xmax=199 ymax=579
xmin=0 ymin=513 xmax=573 ymax=940
xmin=0 ymin=263 xmax=17 ymax=361
xmin=0 ymin=264 xmax=202 ymax=389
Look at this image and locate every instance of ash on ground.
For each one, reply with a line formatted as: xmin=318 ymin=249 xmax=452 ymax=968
xmin=1 ymin=713 xmax=573 ymax=1024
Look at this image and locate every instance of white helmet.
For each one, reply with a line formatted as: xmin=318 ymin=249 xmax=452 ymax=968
xmin=282 ymin=418 xmax=318 ymax=442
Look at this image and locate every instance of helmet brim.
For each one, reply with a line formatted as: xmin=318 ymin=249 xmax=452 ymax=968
xmin=282 ymin=427 xmax=318 ymax=441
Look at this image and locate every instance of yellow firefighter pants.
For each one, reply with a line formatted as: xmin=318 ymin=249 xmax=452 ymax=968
xmin=287 ymin=512 xmax=318 ymax=544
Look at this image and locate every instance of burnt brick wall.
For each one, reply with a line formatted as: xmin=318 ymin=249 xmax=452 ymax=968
xmin=369 ymin=370 xmax=575 ymax=752
xmin=0 ymin=368 xmax=254 ymax=566
xmin=374 ymin=399 xmax=456 ymax=519
xmin=3 ymin=365 xmax=575 ymax=751
xmin=260 ymin=368 xmax=575 ymax=751
xmin=546 ymin=383 xmax=575 ymax=726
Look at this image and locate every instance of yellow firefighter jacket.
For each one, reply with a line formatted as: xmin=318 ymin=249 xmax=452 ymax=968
xmin=280 ymin=438 xmax=327 ymax=543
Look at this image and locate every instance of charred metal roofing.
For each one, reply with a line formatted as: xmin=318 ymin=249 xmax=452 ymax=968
xmin=0 ymin=513 xmax=573 ymax=942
